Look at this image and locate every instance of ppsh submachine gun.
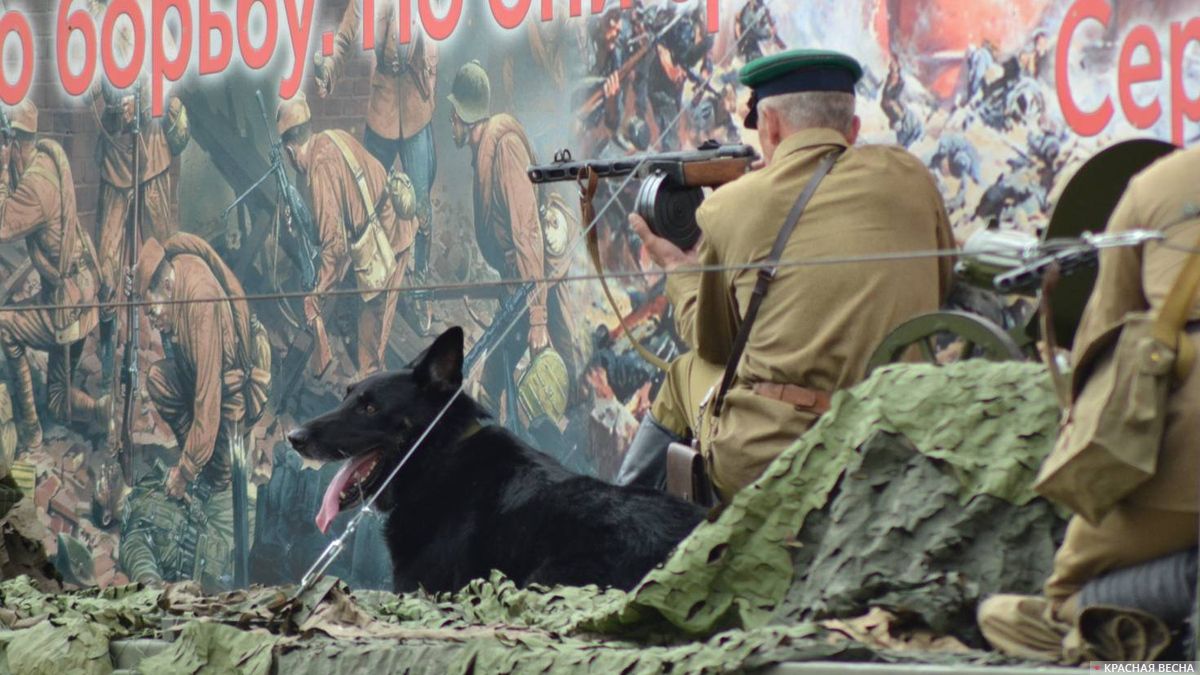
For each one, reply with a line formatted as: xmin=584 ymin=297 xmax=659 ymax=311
xmin=864 ymin=138 xmax=1178 ymax=377
xmin=528 ymin=141 xmax=759 ymax=370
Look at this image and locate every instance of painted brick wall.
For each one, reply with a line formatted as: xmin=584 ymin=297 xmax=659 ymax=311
xmin=305 ymin=0 xmax=376 ymax=140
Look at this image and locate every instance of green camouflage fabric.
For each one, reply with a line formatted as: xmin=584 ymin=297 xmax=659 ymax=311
xmin=583 ymin=361 xmax=1064 ymax=637
xmin=0 ymin=362 xmax=1064 ymax=672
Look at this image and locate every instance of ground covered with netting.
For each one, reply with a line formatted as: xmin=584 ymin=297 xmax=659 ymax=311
xmin=0 ymin=361 xmax=1069 ymax=674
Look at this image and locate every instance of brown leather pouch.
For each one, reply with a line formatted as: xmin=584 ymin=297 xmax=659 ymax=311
xmin=666 ymin=442 xmax=715 ymax=507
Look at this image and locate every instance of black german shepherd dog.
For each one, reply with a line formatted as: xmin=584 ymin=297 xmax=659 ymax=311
xmin=287 ymin=327 xmax=704 ymax=593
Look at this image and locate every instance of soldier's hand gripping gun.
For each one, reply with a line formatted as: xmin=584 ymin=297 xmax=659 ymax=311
xmin=528 ymin=141 xmax=758 ymax=371
xmin=221 ymin=91 xmax=320 ymax=292
xmin=528 ymin=140 xmax=758 ymax=249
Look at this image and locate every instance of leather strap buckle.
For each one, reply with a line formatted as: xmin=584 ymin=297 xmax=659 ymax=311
xmin=752 ymin=382 xmax=832 ymax=415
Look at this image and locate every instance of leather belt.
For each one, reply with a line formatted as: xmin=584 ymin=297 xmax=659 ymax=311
xmin=752 ymin=382 xmax=832 ymax=416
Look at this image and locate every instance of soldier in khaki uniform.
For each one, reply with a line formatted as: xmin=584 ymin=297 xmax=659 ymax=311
xmin=618 ymin=50 xmax=955 ymax=502
xmin=123 ymin=234 xmax=267 ymax=590
xmin=277 ymin=95 xmax=417 ymax=380
xmin=978 ymin=147 xmax=1200 ymax=663
xmin=90 ymin=0 xmax=190 ymax=391
xmin=447 ymin=62 xmax=578 ymax=427
xmin=314 ymin=0 xmax=438 ymax=323
xmin=0 ymin=101 xmax=108 ymax=448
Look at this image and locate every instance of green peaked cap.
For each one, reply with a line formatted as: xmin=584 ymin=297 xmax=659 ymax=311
xmin=739 ymin=49 xmax=863 ymax=129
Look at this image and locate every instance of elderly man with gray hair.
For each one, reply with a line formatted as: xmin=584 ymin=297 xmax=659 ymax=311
xmin=616 ymin=49 xmax=957 ymax=504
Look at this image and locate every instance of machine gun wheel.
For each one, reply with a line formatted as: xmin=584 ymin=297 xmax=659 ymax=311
xmin=865 ymin=310 xmax=1025 ymax=377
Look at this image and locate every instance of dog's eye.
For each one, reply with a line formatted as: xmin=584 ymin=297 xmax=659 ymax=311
xmin=365 ymin=404 xmax=377 ymax=416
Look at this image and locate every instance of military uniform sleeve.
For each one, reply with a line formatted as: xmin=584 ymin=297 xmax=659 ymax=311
xmin=669 ymin=200 xmax=739 ymax=362
xmin=175 ymin=299 xmax=224 ymax=483
xmin=1071 ymin=178 xmax=1147 ymax=358
xmin=494 ymin=135 xmax=549 ymax=323
xmin=308 ymin=160 xmax=351 ymax=302
xmin=325 ymin=0 xmax=364 ymax=94
xmin=664 ymin=237 xmax=703 ymax=347
xmin=0 ymin=171 xmax=48 ymax=243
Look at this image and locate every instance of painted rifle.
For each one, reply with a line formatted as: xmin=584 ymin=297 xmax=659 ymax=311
xmin=222 ymin=91 xmax=320 ymax=293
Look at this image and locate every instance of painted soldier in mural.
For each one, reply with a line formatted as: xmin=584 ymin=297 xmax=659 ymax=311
xmin=276 ymin=95 xmax=417 ymax=381
xmin=577 ymin=8 xmax=647 ymax=157
xmin=448 ymin=61 xmax=578 ymax=434
xmin=0 ymin=101 xmax=107 ymax=449
xmin=314 ymin=0 xmax=438 ymax=330
xmin=120 ymin=233 xmax=269 ymax=590
xmin=643 ymin=4 xmax=712 ymax=151
xmin=90 ymin=0 xmax=190 ymax=392
xmin=734 ymin=0 xmax=784 ymax=64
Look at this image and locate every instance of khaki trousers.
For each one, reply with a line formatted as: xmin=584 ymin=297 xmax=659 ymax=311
xmin=353 ymin=250 xmax=407 ymax=379
xmin=0 ymin=283 xmax=101 ymax=425
xmin=1045 ymin=504 xmax=1198 ymax=613
xmin=979 ymin=501 xmax=1198 ymax=662
xmin=649 ymin=352 xmax=729 ymax=497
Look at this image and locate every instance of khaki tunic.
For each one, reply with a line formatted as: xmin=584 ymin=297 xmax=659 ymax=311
xmin=325 ymin=0 xmax=439 ymax=141
xmin=148 ymin=255 xmax=238 ymax=489
xmin=661 ymin=128 xmax=955 ymax=498
xmin=1068 ymin=145 xmax=1200 ymax=513
xmin=303 ymin=130 xmax=416 ymax=377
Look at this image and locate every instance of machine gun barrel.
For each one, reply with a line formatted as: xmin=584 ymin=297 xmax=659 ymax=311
xmin=992 ymin=245 xmax=1099 ymax=295
xmin=992 ymin=230 xmax=1166 ymax=295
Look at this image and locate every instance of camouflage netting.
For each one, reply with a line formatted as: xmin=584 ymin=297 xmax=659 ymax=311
xmin=0 ymin=361 xmax=1067 ymax=672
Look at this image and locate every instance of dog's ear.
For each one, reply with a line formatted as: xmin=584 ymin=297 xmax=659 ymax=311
xmin=414 ymin=327 xmax=464 ymax=391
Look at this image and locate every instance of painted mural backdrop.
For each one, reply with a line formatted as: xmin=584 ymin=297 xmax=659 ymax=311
xmin=0 ymin=0 xmax=1197 ymax=591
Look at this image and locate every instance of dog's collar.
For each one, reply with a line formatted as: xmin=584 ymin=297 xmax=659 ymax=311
xmin=458 ymin=420 xmax=485 ymax=443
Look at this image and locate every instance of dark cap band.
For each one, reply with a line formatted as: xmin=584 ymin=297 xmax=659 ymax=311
xmin=739 ymin=48 xmax=863 ymax=129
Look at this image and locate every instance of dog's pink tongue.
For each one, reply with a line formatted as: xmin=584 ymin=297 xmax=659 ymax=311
xmin=316 ymin=453 xmax=379 ymax=534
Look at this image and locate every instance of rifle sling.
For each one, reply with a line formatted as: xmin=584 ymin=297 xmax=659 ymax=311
xmin=579 ymin=168 xmax=671 ymax=372
xmin=712 ymin=149 xmax=842 ymax=418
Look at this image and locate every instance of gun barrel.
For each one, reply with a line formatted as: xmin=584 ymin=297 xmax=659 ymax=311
xmin=256 ymin=90 xmax=273 ymax=137
xmin=528 ymin=157 xmax=645 ymax=184
xmin=528 ymin=144 xmax=758 ymax=185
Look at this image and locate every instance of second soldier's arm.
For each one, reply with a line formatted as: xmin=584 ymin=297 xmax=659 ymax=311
xmin=166 ymin=299 xmax=225 ymax=499
xmin=304 ymin=161 xmax=351 ymax=324
xmin=495 ymin=135 xmax=550 ymax=350
xmin=317 ymin=0 xmax=367 ymax=96
xmin=0 ymin=157 xmax=48 ymax=244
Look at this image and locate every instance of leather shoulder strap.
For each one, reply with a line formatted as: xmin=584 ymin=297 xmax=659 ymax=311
xmin=323 ymin=131 xmax=379 ymax=239
xmin=712 ymin=149 xmax=842 ymax=417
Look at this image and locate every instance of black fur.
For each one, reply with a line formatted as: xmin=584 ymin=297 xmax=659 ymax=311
xmin=288 ymin=327 xmax=704 ymax=593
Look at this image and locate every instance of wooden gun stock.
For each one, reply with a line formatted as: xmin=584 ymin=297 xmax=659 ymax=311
xmin=680 ymin=157 xmax=755 ymax=187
